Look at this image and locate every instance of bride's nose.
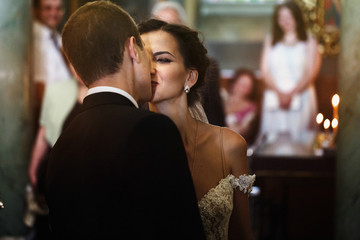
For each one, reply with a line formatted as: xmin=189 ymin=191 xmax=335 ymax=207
xmin=150 ymin=60 xmax=156 ymax=74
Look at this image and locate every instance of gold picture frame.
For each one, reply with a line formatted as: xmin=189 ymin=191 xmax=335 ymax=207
xmin=295 ymin=0 xmax=341 ymax=56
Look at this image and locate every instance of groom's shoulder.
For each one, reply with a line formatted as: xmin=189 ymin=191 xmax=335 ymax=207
xmin=138 ymin=109 xmax=176 ymax=128
xmin=132 ymin=109 xmax=180 ymax=135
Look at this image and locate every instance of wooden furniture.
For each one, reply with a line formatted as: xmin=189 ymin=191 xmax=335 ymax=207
xmin=249 ymin=139 xmax=336 ymax=240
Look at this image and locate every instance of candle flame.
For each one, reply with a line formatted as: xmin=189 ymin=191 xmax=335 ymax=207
xmin=316 ymin=113 xmax=324 ymax=124
xmin=332 ymin=94 xmax=340 ymax=107
xmin=324 ymin=119 xmax=330 ymax=129
xmin=332 ymin=118 xmax=338 ymax=128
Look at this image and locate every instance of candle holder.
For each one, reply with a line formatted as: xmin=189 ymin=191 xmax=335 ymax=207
xmin=313 ymin=113 xmax=325 ymax=155
xmin=322 ymin=119 xmax=332 ymax=148
xmin=313 ymin=131 xmax=325 ymax=156
xmin=331 ymin=118 xmax=338 ymax=145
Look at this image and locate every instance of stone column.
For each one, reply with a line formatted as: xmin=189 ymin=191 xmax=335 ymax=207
xmin=0 ymin=0 xmax=32 ymax=237
xmin=184 ymin=0 xmax=198 ymax=28
xmin=336 ymin=1 xmax=360 ymax=239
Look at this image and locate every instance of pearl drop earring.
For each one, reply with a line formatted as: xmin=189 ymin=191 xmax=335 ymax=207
xmin=184 ymin=85 xmax=190 ymax=94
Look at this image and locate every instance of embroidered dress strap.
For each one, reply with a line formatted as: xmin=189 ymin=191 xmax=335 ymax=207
xmin=229 ymin=174 xmax=256 ymax=195
xmin=220 ymin=127 xmax=227 ymax=178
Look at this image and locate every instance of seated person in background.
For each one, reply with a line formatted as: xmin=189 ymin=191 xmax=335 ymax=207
xmin=225 ymin=68 xmax=260 ymax=145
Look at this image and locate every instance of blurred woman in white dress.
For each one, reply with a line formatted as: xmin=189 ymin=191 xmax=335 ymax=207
xmin=259 ymin=1 xmax=322 ymax=141
xmin=139 ymin=19 xmax=255 ymax=240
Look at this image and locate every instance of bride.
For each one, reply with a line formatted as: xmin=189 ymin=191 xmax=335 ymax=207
xmin=139 ymin=19 xmax=255 ymax=240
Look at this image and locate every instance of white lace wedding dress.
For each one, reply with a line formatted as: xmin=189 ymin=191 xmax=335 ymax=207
xmin=198 ymin=174 xmax=255 ymax=240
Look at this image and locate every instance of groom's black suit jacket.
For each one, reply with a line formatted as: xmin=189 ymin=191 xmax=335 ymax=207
xmin=45 ymin=92 xmax=205 ymax=239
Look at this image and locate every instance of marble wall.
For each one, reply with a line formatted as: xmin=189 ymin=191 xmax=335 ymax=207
xmin=0 ymin=0 xmax=32 ymax=236
xmin=336 ymin=1 xmax=360 ymax=239
xmin=197 ymin=4 xmax=271 ymax=71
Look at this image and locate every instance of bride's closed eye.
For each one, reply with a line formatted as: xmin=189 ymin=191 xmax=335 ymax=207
xmin=156 ymin=57 xmax=172 ymax=63
xmin=153 ymin=51 xmax=175 ymax=64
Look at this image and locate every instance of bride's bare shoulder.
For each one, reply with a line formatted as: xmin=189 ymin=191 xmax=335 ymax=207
xmin=203 ymin=124 xmax=247 ymax=152
xmin=201 ymin=124 xmax=248 ymax=174
xmin=222 ymin=127 xmax=247 ymax=150
xmin=221 ymin=127 xmax=248 ymax=172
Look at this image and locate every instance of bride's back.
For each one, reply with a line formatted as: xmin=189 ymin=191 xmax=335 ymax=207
xmin=191 ymin=121 xmax=238 ymax=200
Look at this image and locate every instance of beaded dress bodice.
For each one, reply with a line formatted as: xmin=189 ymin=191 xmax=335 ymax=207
xmin=197 ymin=174 xmax=255 ymax=240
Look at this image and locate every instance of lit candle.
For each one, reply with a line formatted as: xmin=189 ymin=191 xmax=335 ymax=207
xmin=324 ymin=119 xmax=330 ymax=130
xmin=316 ymin=113 xmax=324 ymax=130
xmin=332 ymin=118 xmax=338 ymax=137
xmin=331 ymin=118 xmax=338 ymax=129
xmin=314 ymin=113 xmax=325 ymax=153
xmin=332 ymin=94 xmax=340 ymax=120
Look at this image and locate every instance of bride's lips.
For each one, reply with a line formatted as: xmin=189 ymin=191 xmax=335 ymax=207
xmin=151 ymin=81 xmax=158 ymax=87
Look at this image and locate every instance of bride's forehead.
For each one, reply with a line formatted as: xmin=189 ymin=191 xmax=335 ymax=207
xmin=148 ymin=31 xmax=179 ymax=49
xmin=150 ymin=31 xmax=175 ymax=42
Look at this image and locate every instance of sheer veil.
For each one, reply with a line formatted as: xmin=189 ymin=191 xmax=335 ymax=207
xmin=189 ymin=100 xmax=209 ymax=123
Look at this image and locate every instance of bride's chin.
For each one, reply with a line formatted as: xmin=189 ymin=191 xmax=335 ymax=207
xmin=149 ymin=96 xmax=164 ymax=106
xmin=149 ymin=92 xmax=157 ymax=103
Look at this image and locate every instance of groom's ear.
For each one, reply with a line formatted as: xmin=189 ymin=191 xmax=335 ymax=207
xmin=185 ymin=69 xmax=198 ymax=89
xmin=128 ymin=36 xmax=141 ymax=64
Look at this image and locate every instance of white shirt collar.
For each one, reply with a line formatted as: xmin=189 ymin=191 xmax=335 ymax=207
xmin=87 ymin=86 xmax=139 ymax=108
xmin=34 ymin=20 xmax=59 ymax=38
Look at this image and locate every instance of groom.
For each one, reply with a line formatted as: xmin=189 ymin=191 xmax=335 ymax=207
xmin=44 ymin=2 xmax=205 ymax=239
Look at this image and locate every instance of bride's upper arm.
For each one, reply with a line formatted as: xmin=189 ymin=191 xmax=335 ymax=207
xmin=224 ymin=128 xmax=254 ymax=240
xmin=222 ymin=128 xmax=249 ymax=177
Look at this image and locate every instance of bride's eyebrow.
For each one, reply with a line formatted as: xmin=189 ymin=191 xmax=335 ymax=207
xmin=154 ymin=51 xmax=175 ymax=58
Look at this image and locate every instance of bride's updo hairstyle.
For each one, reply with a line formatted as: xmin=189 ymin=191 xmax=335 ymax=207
xmin=138 ymin=19 xmax=210 ymax=107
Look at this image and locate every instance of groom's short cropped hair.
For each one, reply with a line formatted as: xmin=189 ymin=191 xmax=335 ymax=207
xmin=62 ymin=1 xmax=143 ymax=87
